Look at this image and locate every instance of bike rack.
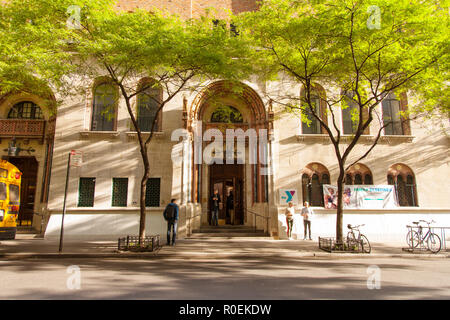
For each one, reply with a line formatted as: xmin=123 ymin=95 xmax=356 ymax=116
xmin=402 ymin=225 xmax=448 ymax=254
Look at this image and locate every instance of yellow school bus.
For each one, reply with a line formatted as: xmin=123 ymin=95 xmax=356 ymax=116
xmin=0 ymin=160 xmax=21 ymax=240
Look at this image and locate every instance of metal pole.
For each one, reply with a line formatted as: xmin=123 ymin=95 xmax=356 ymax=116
xmin=58 ymin=152 xmax=71 ymax=253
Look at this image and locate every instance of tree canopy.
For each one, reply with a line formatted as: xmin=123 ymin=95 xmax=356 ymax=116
xmin=237 ymin=0 xmax=449 ymax=242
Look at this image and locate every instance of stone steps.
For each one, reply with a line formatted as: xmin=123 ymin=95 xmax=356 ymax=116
xmin=188 ymin=232 xmax=269 ymax=238
xmin=189 ymin=225 xmax=269 ymax=238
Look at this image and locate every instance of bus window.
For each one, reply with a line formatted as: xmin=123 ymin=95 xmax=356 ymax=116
xmin=0 ymin=182 xmax=6 ymax=200
xmin=9 ymin=184 xmax=20 ymax=205
xmin=0 ymin=168 xmax=7 ymax=178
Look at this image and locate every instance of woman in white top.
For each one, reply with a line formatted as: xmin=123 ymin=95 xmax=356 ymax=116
xmin=301 ymin=201 xmax=314 ymax=240
xmin=285 ymin=202 xmax=296 ymax=239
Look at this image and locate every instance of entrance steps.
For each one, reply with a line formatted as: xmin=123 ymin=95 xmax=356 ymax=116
xmin=189 ymin=225 xmax=270 ymax=238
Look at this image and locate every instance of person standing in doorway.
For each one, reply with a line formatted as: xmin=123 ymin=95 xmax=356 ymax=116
xmin=210 ymin=189 xmax=221 ymax=226
xmin=285 ymin=202 xmax=296 ymax=239
xmin=163 ymin=198 xmax=179 ymax=246
xmin=227 ymin=190 xmax=235 ymax=225
xmin=301 ymin=201 xmax=313 ymax=240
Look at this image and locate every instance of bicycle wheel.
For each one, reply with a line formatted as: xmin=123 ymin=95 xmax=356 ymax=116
xmin=406 ymin=230 xmax=420 ymax=248
xmin=427 ymin=233 xmax=441 ymax=253
xmin=361 ymin=235 xmax=371 ymax=253
xmin=346 ymin=232 xmax=357 ymax=251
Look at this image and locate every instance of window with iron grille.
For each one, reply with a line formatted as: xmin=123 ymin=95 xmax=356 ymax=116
xmin=388 ymin=173 xmax=418 ymax=207
xmin=112 ymin=178 xmax=128 ymax=207
xmin=145 ymin=178 xmax=160 ymax=207
xmin=78 ymin=177 xmax=95 ymax=207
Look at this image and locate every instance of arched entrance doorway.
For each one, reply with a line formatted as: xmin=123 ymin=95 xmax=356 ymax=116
xmin=187 ymin=81 xmax=270 ymax=227
xmin=5 ymin=156 xmax=38 ymax=226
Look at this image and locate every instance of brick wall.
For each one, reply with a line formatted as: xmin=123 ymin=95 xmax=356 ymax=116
xmin=116 ymin=0 xmax=258 ymax=18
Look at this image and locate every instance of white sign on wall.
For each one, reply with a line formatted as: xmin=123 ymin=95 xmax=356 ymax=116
xmin=279 ymin=189 xmax=299 ymax=205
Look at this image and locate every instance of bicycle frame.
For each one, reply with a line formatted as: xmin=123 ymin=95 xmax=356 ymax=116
xmin=416 ymin=222 xmax=434 ymax=245
xmin=347 ymin=224 xmax=363 ymax=241
xmin=406 ymin=219 xmax=441 ymax=253
xmin=348 ymin=228 xmax=361 ymax=241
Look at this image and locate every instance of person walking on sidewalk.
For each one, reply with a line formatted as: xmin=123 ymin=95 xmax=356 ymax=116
xmin=163 ymin=198 xmax=179 ymax=246
xmin=285 ymin=202 xmax=296 ymax=240
xmin=301 ymin=201 xmax=313 ymax=240
xmin=210 ymin=189 xmax=221 ymax=226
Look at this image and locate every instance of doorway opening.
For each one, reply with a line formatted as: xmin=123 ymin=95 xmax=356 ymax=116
xmin=209 ymin=164 xmax=244 ymax=226
xmin=4 ymin=157 xmax=38 ymax=227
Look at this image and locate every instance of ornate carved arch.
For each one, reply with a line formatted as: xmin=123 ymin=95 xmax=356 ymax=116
xmin=189 ymin=80 xmax=266 ymax=126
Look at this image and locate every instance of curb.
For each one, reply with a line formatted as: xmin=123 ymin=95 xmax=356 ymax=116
xmin=1 ymin=250 xmax=448 ymax=260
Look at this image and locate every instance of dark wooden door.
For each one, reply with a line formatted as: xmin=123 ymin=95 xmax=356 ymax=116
xmin=209 ymin=164 xmax=244 ymax=225
xmin=7 ymin=157 xmax=38 ymax=226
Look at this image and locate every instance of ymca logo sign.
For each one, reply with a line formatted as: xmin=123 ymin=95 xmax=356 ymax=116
xmin=279 ymin=189 xmax=298 ymax=205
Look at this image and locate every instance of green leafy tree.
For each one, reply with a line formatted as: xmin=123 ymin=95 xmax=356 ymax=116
xmin=1 ymin=0 xmax=251 ymax=244
xmin=239 ymin=0 xmax=449 ymax=243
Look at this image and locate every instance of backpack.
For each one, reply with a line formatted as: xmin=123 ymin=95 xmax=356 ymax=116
xmin=165 ymin=205 xmax=176 ymax=220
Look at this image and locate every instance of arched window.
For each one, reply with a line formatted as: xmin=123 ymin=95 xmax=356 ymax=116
xmin=91 ymin=82 xmax=117 ymax=131
xmin=301 ymin=173 xmax=309 ymax=204
xmin=345 ymin=174 xmax=353 ymax=185
xmin=382 ymin=93 xmax=404 ymax=135
xmin=211 ymin=106 xmax=243 ymax=123
xmin=8 ymin=101 xmax=43 ymax=119
xmin=364 ymin=174 xmax=373 ymax=185
xmin=137 ymin=82 xmax=161 ymax=132
xmin=345 ymin=164 xmax=373 ymax=185
xmin=388 ymin=164 xmax=418 ymax=206
xmin=301 ymin=163 xmax=330 ymax=206
xmin=342 ymin=92 xmax=359 ymax=134
xmin=300 ymin=85 xmax=327 ymax=134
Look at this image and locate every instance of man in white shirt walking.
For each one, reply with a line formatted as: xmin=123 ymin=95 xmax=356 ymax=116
xmin=301 ymin=201 xmax=314 ymax=240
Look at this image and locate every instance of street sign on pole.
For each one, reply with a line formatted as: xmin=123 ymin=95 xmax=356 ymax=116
xmin=70 ymin=150 xmax=83 ymax=167
xmin=59 ymin=150 xmax=82 ymax=253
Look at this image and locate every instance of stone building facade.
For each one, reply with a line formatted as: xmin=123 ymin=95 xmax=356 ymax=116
xmin=1 ymin=1 xmax=448 ymax=242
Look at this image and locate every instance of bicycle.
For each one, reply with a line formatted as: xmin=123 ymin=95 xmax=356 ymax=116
xmin=346 ymin=224 xmax=371 ymax=253
xmin=406 ymin=220 xmax=441 ymax=253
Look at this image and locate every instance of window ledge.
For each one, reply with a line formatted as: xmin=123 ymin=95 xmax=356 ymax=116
xmin=295 ymin=134 xmax=414 ymax=144
xmin=296 ymin=134 xmax=330 ymax=142
xmin=379 ymin=135 xmax=414 ymax=143
xmin=79 ymin=131 xmax=120 ymax=138
xmin=339 ymin=135 xmax=374 ymax=142
xmin=49 ymin=207 xmax=165 ymax=213
xmin=125 ymin=131 xmax=164 ymax=140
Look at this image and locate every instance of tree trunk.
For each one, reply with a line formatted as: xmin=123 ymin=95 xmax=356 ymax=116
xmin=139 ymin=156 xmax=150 ymax=245
xmin=336 ymin=167 xmax=345 ymax=244
xmin=120 ymin=93 xmax=151 ymax=247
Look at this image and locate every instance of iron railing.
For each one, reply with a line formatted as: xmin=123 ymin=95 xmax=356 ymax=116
xmin=118 ymin=234 xmax=161 ymax=252
xmin=0 ymin=119 xmax=46 ymax=137
xmin=244 ymin=207 xmax=270 ymax=234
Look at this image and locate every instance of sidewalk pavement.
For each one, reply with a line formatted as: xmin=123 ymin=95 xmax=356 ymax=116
xmin=0 ymin=234 xmax=448 ymax=260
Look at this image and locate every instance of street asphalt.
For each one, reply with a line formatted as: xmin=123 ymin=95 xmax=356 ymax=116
xmin=0 ymin=235 xmax=449 ymax=299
